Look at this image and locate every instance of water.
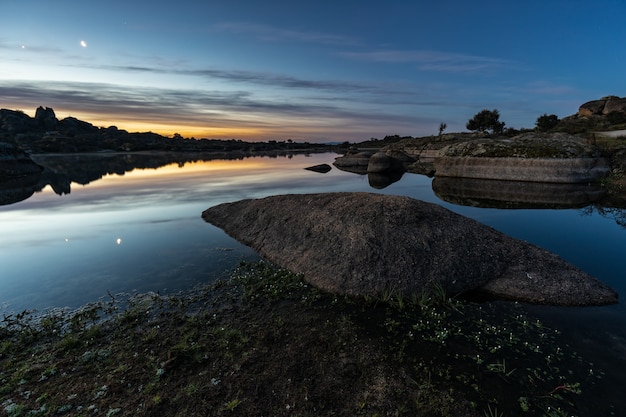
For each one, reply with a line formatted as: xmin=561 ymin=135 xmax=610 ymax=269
xmin=1 ymin=152 xmax=626 ymax=412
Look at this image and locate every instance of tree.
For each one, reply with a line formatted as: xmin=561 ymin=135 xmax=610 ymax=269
xmin=466 ymin=109 xmax=505 ymax=135
xmin=535 ymin=114 xmax=559 ymax=131
xmin=438 ymin=122 xmax=447 ymax=137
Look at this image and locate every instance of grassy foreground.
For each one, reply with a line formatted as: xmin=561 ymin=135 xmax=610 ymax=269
xmin=1 ymin=261 xmax=606 ymax=416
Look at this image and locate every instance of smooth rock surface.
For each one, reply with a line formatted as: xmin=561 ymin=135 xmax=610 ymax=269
xmin=434 ymin=156 xmax=609 ymax=183
xmin=202 ymin=192 xmax=618 ymax=306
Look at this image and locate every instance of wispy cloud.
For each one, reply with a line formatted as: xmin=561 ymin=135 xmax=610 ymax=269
xmin=340 ymin=49 xmax=513 ymax=73
xmin=210 ymin=22 xmax=358 ymax=46
xmin=100 ymin=64 xmax=378 ymax=93
xmin=0 ymin=80 xmax=425 ymax=130
xmin=522 ymin=81 xmax=577 ymax=96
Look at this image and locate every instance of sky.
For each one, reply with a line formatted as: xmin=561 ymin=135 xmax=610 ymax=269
xmin=1 ymin=0 xmax=626 ymax=143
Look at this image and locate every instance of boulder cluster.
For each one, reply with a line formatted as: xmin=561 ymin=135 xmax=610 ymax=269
xmin=578 ymin=96 xmax=626 ymax=117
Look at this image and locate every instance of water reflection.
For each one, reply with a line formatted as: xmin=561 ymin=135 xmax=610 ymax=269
xmin=2 ymin=152 xmax=626 ymax=314
xmin=29 ymin=152 xmax=301 ymax=197
xmin=432 ymin=177 xmax=606 ymax=209
xmin=0 ymin=153 xmax=377 ymax=313
xmin=0 ymin=172 xmax=41 ymax=205
xmin=2 ymin=152 xmax=625 ymax=413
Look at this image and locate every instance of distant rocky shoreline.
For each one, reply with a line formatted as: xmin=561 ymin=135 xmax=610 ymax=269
xmin=0 ymin=106 xmax=339 ymax=154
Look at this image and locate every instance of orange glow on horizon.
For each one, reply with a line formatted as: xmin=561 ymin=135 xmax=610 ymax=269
xmin=75 ymin=115 xmax=269 ymax=141
xmin=6 ymin=105 xmax=356 ymax=142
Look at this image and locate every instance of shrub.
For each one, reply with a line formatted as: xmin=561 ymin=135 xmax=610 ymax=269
xmin=535 ymin=113 xmax=560 ymax=131
xmin=466 ymin=109 xmax=505 ymax=135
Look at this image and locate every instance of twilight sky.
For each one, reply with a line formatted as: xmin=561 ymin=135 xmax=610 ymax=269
xmin=2 ymin=0 xmax=625 ymax=142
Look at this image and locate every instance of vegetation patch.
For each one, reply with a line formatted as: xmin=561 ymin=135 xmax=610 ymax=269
xmin=0 ymin=261 xmax=610 ymax=416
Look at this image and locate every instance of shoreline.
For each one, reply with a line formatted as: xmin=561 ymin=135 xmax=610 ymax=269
xmin=1 ymin=261 xmax=610 ymax=416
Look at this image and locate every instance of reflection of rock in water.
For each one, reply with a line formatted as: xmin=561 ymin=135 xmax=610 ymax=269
xmin=432 ymin=177 xmax=606 ymax=209
xmin=29 ymin=152 xmax=255 ymax=197
xmin=0 ymin=142 xmax=44 ymax=205
xmin=0 ymin=173 xmax=42 ymax=205
xmin=368 ymin=172 xmax=404 ymax=189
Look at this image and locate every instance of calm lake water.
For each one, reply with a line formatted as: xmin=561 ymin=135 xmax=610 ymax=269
xmin=1 ymin=152 xmax=625 ymax=411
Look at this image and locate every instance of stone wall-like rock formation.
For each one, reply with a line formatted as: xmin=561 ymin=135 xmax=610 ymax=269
xmin=202 ymin=192 xmax=618 ymax=306
xmin=433 ymin=133 xmax=610 ymax=183
xmin=434 ymin=156 xmax=609 ymax=183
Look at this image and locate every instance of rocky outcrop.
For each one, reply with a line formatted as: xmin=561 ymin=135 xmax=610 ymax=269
xmin=202 ymin=193 xmax=618 ymax=306
xmin=334 ymin=148 xmax=415 ymax=175
xmin=0 ymin=107 xmax=337 ymax=154
xmin=34 ymin=106 xmax=58 ymax=130
xmin=434 ymin=133 xmax=610 ymax=183
xmin=434 ymin=156 xmax=609 ymax=183
xmin=579 ymin=96 xmax=626 ymax=116
xmin=333 ymin=148 xmax=374 ymax=174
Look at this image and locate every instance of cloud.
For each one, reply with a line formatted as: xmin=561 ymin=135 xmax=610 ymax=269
xmin=522 ymin=81 xmax=577 ymax=96
xmin=340 ymin=49 xmax=513 ymax=73
xmin=210 ymin=22 xmax=358 ymax=46
xmin=91 ymin=63 xmax=381 ymax=95
xmin=0 ymin=80 xmax=427 ymax=132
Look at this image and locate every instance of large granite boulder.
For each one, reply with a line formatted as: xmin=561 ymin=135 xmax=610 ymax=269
xmin=333 ymin=148 xmax=373 ymax=174
xmin=202 ymin=192 xmax=618 ymax=306
xmin=367 ymin=151 xmax=413 ymax=173
xmin=578 ymin=95 xmax=626 ymax=116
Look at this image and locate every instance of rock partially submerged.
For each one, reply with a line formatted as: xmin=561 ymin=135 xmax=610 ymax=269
xmin=202 ymin=193 xmax=618 ymax=306
xmin=304 ymin=164 xmax=332 ymax=173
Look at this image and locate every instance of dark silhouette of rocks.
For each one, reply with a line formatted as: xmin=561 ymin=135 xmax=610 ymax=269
xmin=202 ymin=192 xmax=618 ymax=306
xmin=34 ymin=106 xmax=58 ymax=130
xmin=0 ymin=107 xmax=337 ymax=154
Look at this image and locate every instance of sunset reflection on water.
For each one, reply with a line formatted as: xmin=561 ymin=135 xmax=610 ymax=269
xmin=0 ymin=153 xmax=381 ymax=312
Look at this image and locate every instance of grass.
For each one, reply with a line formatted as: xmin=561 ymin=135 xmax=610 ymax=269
xmin=0 ymin=260 xmax=610 ymax=416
